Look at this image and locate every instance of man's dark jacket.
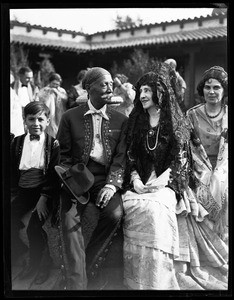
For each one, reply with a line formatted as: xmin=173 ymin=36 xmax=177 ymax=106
xmin=57 ymin=103 xmax=128 ymax=190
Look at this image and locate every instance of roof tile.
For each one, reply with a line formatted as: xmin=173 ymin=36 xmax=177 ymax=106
xmin=89 ymin=26 xmax=227 ymax=51
xmin=11 ymin=26 xmax=227 ymax=52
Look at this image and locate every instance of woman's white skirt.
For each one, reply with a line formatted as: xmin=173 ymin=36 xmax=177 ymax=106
xmin=122 ymin=169 xmax=180 ymax=290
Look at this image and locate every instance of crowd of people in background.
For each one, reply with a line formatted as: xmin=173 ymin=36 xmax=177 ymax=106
xmin=10 ymin=60 xmax=228 ymax=291
xmin=66 ymin=69 xmax=89 ymax=109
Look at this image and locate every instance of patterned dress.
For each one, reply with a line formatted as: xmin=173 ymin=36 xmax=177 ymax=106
xmin=187 ymin=104 xmax=228 ymax=241
xmin=173 ymin=103 xmax=228 ymax=290
xmin=123 ymin=168 xmax=180 ymax=289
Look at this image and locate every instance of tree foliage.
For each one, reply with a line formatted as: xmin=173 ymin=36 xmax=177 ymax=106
xmin=10 ymin=44 xmax=55 ymax=88
xmin=10 ymin=44 xmax=29 ymax=78
xmin=114 ymin=14 xmax=143 ymax=29
xmin=111 ymin=49 xmax=162 ymax=85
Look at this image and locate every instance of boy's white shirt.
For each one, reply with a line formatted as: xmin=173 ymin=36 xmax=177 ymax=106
xmin=19 ymin=132 xmax=45 ymax=170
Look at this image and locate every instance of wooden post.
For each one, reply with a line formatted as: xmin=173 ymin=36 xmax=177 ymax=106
xmin=188 ymin=50 xmax=196 ymax=109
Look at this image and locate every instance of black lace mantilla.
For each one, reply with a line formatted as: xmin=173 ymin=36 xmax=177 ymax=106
xmin=123 ymin=63 xmax=192 ymax=199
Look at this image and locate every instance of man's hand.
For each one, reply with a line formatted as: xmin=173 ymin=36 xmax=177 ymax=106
xmin=96 ymin=187 xmax=115 ymax=209
xmin=32 ymin=195 xmax=49 ymax=221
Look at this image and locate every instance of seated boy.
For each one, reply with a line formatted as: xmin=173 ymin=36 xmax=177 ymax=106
xmin=11 ymin=101 xmax=60 ymax=285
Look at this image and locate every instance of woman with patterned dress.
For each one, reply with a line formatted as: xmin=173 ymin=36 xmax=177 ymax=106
xmin=187 ymin=66 xmax=228 ymax=243
xmin=122 ymin=63 xmax=192 ymax=289
xmin=173 ymin=66 xmax=228 ymax=290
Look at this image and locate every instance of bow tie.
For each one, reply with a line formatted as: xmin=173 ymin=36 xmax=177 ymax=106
xmin=22 ymin=84 xmax=28 ymax=88
xmin=86 ymin=109 xmax=109 ymax=120
xmin=30 ymin=134 xmax=40 ymax=141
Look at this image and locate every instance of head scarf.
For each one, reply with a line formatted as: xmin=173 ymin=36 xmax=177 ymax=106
xmin=82 ymin=67 xmax=111 ymax=90
xmin=197 ymin=66 xmax=228 ymax=97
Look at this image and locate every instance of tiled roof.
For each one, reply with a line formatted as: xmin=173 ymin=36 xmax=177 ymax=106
xmin=87 ymin=10 xmax=227 ymax=35
xmin=11 ymin=26 xmax=227 ymax=53
xmin=89 ymin=26 xmax=227 ymax=51
xmin=10 ymin=34 xmax=90 ymax=52
xmin=10 ymin=9 xmax=227 ymax=53
xmin=10 ymin=20 xmax=86 ymax=36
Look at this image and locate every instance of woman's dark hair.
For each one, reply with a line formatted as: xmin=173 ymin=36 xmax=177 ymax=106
xmin=126 ymin=69 xmax=173 ymax=163
xmin=197 ymin=66 xmax=228 ymax=97
xmin=133 ymin=71 xmax=160 ymax=112
xmin=77 ymin=69 xmax=88 ymax=83
xmin=24 ymin=101 xmax=50 ymax=118
xmin=48 ymin=72 xmax=62 ymax=83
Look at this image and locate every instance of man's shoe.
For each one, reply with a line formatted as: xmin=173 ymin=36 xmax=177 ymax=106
xmin=18 ymin=263 xmax=37 ymax=280
xmin=34 ymin=268 xmax=50 ymax=285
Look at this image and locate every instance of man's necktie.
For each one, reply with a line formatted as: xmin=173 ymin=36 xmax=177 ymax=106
xmin=30 ymin=134 xmax=40 ymax=141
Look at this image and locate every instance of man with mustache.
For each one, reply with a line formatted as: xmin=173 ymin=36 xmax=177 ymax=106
xmin=56 ymin=67 xmax=128 ymax=290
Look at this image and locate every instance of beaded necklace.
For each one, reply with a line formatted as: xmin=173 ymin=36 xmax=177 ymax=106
xmin=204 ymin=105 xmax=223 ymax=119
xmin=146 ymin=125 xmax=160 ymax=151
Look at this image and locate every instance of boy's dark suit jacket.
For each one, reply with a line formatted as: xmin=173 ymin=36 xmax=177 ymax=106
xmin=11 ymin=133 xmax=60 ymax=199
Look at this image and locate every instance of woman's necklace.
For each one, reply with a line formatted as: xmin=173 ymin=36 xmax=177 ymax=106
xmin=204 ymin=104 xmax=223 ymax=119
xmin=146 ymin=125 xmax=160 ymax=151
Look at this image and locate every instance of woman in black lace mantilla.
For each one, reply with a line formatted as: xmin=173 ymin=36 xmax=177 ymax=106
xmin=121 ymin=63 xmax=192 ymax=290
xmin=123 ymin=63 xmax=191 ymax=200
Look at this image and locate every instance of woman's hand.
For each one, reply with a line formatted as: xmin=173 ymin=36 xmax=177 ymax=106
xmin=51 ymin=87 xmax=59 ymax=95
xmin=32 ymin=195 xmax=49 ymax=221
xmin=114 ymin=77 xmax=122 ymax=88
xmin=133 ymin=179 xmax=151 ymax=194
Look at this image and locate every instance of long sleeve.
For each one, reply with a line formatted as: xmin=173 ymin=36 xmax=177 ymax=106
xmin=106 ymin=118 xmax=128 ymax=189
xmin=56 ymin=112 xmax=75 ymax=168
